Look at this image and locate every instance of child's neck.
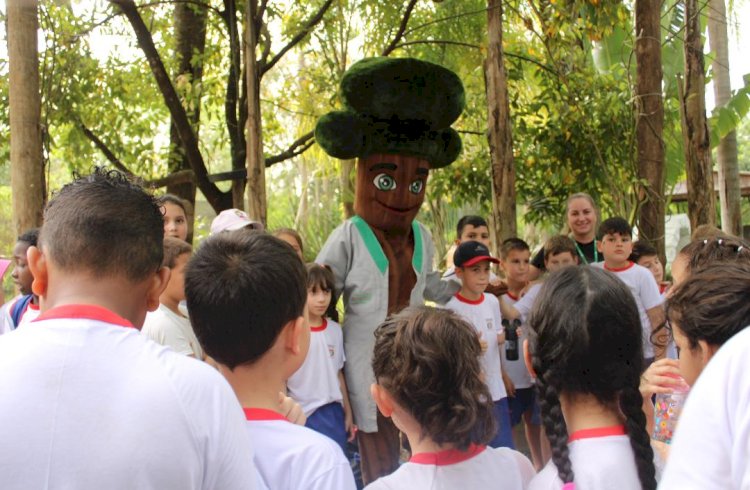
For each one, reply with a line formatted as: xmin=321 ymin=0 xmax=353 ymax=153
xmin=506 ymin=278 xmax=527 ymax=297
xmin=458 ymin=287 xmax=483 ymax=302
xmin=604 ymin=258 xmax=630 ymax=270
xmin=220 ymin=360 xmax=288 ymax=414
xmin=394 ymin=406 xmax=457 ymax=455
xmin=308 ymin=313 xmax=324 ymax=327
xmin=160 ymin=294 xmax=183 ymax=317
xmin=560 ymin=391 xmax=624 ymax=434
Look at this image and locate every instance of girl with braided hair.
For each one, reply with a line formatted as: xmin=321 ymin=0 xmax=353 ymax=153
xmin=365 ymin=306 xmax=535 ymax=490
xmin=526 ymin=267 xmax=657 ymax=490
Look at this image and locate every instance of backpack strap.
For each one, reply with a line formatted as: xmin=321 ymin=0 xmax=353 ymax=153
xmin=10 ymin=295 xmax=34 ymax=328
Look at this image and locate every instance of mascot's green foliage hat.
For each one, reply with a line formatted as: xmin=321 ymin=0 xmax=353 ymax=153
xmin=315 ymin=57 xmax=465 ymax=169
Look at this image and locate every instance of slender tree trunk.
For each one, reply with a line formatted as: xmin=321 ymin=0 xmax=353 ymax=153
xmin=708 ymin=0 xmax=741 ymax=235
xmin=168 ymin=0 xmax=207 ymax=242
xmin=681 ymin=0 xmax=716 ymax=230
xmin=340 ymin=159 xmax=355 ymax=218
xmin=112 ymin=0 xmax=231 ymax=212
xmin=7 ymin=0 xmax=45 ymax=235
xmin=485 ymin=0 xmax=517 ymax=249
xmin=245 ymin=0 xmax=267 ymax=223
xmin=634 ymin=0 xmax=666 ymax=260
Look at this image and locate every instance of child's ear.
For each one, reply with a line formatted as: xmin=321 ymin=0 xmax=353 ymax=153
xmin=284 ymin=315 xmax=309 ymax=357
xmin=597 ymin=240 xmax=603 ymax=253
xmin=454 ymin=267 xmax=463 ymax=279
xmin=146 ymin=267 xmax=171 ymax=312
xmin=698 ymin=340 xmax=719 ymax=368
xmin=27 ymin=246 xmax=47 ymax=298
xmin=371 ymin=384 xmax=395 ymax=418
xmin=523 ymin=339 xmax=537 ymax=379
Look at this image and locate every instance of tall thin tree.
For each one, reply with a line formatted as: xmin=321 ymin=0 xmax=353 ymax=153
xmin=634 ymin=0 xmax=666 ymax=260
xmin=7 ymin=0 xmax=45 ymax=235
xmin=681 ymin=0 xmax=716 ymax=229
xmin=485 ymin=0 xmax=517 ymax=247
xmin=708 ymin=0 xmax=741 ymax=235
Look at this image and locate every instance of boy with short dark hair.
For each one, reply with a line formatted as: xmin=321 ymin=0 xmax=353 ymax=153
xmin=593 ymin=217 xmax=665 ymax=361
xmin=443 ymin=215 xmax=506 ymax=296
xmin=0 ymin=168 xmax=257 ymax=489
xmin=1 ymin=229 xmax=41 ymax=333
xmin=185 ymin=232 xmax=356 ymax=490
xmin=142 ymin=237 xmax=203 ymax=359
xmin=444 ymin=240 xmax=514 ymax=449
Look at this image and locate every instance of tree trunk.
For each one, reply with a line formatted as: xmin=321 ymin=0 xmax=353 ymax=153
xmin=245 ymin=0 xmax=267 ymax=223
xmin=634 ymin=0 xmax=666 ymax=261
xmin=112 ymin=0 xmax=231 ymax=212
xmin=707 ymin=0 xmax=741 ymax=235
xmin=681 ymin=0 xmax=716 ymax=230
xmin=485 ymin=0 xmax=517 ymax=249
xmin=340 ymin=159 xmax=355 ymax=218
xmin=168 ymin=0 xmax=207 ymax=242
xmin=7 ymin=0 xmax=45 ymax=235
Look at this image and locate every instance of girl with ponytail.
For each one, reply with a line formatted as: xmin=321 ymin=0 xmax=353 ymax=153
xmin=526 ymin=267 xmax=657 ymax=490
xmin=365 ymin=306 xmax=535 ymax=490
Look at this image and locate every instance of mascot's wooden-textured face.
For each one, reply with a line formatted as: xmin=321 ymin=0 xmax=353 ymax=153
xmin=354 ymin=153 xmax=429 ymax=235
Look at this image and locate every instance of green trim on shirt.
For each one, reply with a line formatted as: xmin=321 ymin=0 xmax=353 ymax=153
xmin=412 ymin=221 xmax=423 ymax=274
xmin=351 ymin=215 xmax=388 ymax=274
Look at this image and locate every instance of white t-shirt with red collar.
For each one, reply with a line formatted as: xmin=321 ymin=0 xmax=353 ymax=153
xmin=287 ymin=318 xmax=345 ymax=416
xmin=591 ymin=261 xmax=664 ymax=358
xmin=529 ymin=426 xmax=644 ymax=490
xmin=444 ymin=293 xmax=507 ymax=401
xmin=502 ymin=291 xmax=534 ymax=390
xmin=0 ymin=304 xmax=257 ymax=490
xmin=0 ymin=295 xmax=40 ymax=334
xmin=244 ymin=408 xmax=356 ymax=490
xmin=364 ymin=444 xmax=535 ymax=490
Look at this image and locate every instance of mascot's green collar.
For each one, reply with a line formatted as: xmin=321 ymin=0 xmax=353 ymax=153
xmin=351 ymin=215 xmax=423 ymax=275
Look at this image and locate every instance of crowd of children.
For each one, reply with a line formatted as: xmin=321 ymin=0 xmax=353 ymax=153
xmin=1 ymin=173 xmax=749 ymax=490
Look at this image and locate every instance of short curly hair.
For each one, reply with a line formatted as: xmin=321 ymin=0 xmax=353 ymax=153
xmin=372 ymin=306 xmax=496 ymax=451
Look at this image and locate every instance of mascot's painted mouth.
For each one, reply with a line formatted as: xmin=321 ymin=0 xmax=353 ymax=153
xmin=376 ymin=200 xmax=419 ymax=215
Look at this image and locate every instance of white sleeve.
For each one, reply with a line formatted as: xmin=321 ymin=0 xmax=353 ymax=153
xmin=315 ymin=225 xmax=352 ymax=302
xmin=514 ymin=284 xmax=540 ymax=322
xmin=638 ymin=268 xmax=663 ymax=311
xmin=513 ymin=450 xmax=537 ymax=487
xmin=423 ymin=232 xmax=460 ymax=304
xmin=659 ymin=328 xmax=750 ymax=490
xmin=142 ymin=314 xmax=195 ymax=356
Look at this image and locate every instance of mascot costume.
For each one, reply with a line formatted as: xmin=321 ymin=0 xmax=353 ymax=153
xmin=315 ymin=57 xmax=463 ymax=483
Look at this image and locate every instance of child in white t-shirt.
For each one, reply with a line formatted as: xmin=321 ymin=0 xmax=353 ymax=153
xmin=526 ymin=266 xmax=658 ymax=490
xmin=142 ymin=237 xmax=204 ymax=359
xmin=591 ymin=217 xmax=664 ymax=362
xmin=499 ymin=235 xmax=578 ymax=470
xmin=444 ymin=240 xmax=513 ymax=449
xmin=365 ymin=306 xmax=535 ymax=490
xmin=287 ymin=263 xmax=354 ymax=453
xmin=185 ymin=232 xmax=356 ymax=490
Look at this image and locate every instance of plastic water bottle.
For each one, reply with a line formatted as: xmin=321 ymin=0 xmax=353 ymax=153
xmin=504 ymin=319 xmax=520 ymax=361
xmin=652 ymin=376 xmax=690 ymax=444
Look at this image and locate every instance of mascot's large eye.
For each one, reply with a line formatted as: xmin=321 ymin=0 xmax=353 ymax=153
xmin=373 ymin=173 xmax=397 ymax=191
xmin=409 ymin=179 xmax=424 ymax=194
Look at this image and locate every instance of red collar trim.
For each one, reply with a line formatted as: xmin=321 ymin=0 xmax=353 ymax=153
xmin=28 ymin=302 xmax=40 ymax=311
xmin=310 ymin=318 xmax=328 ymax=332
xmin=506 ymin=291 xmax=520 ymax=301
xmin=455 ymin=292 xmax=484 ymax=305
xmin=410 ymin=444 xmax=486 ymax=466
xmin=243 ymin=408 xmax=290 ymax=423
xmin=568 ymin=425 xmax=626 ymax=442
xmin=603 ymin=261 xmax=635 ymax=272
xmin=659 ymin=283 xmax=669 ymax=295
xmin=33 ymin=304 xmax=134 ymax=328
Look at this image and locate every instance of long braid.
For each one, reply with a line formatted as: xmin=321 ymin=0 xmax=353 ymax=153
xmin=536 ymin=373 xmax=574 ymax=484
xmin=619 ymin=385 xmax=657 ymax=490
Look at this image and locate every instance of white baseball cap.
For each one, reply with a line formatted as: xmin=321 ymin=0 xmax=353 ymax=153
xmin=210 ymin=209 xmax=265 ymax=235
